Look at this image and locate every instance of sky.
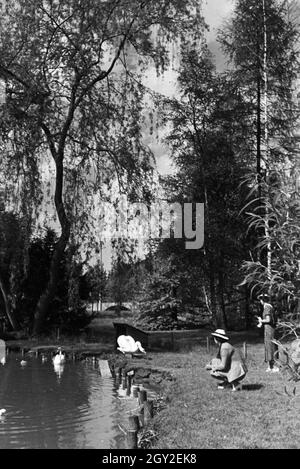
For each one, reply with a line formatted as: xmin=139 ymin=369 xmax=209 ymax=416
xmin=147 ymin=0 xmax=234 ymax=175
xmin=203 ymin=0 xmax=234 ymax=42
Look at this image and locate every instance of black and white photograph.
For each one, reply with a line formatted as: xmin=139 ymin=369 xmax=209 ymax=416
xmin=0 ymin=0 xmax=300 ymax=454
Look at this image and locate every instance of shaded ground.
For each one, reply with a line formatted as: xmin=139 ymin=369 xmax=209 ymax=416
xmin=4 ymin=315 xmax=119 ymax=354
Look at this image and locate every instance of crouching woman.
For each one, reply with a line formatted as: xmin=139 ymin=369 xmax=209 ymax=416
xmin=206 ymin=329 xmax=248 ymax=391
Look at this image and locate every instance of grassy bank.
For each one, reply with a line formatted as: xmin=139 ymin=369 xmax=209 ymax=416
xmin=141 ymin=342 xmax=300 ymax=449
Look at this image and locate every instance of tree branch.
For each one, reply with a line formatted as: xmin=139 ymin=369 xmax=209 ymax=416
xmin=0 ymin=64 xmax=30 ymax=89
xmin=40 ymin=122 xmax=57 ymax=159
xmin=75 ymin=15 xmax=138 ymax=108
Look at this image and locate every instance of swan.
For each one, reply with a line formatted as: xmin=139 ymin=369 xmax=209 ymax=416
xmin=41 ymin=354 xmax=48 ymax=363
xmin=53 ymin=348 xmax=66 ymax=365
xmin=53 ymin=362 xmax=64 ymax=379
xmin=117 ymin=335 xmax=146 ymax=355
xmin=20 ymin=360 xmax=27 ymax=367
xmin=0 ymin=409 xmax=6 ymax=416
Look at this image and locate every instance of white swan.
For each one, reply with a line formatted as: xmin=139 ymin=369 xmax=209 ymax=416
xmin=0 ymin=409 xmax=6 ymax=416
xmin=53 ymin=362 xmax=64 ymax=379
xmin=20 ymin=360 xmax=27 ymax=367
xmin=53 ymin=348 xmax=66 ymax=365
xmin=117 ymin=335 xmax=146 ymax=355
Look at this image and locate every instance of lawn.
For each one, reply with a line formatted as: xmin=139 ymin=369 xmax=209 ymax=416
xmin=143 ymin=341 xmax=300 ymax=449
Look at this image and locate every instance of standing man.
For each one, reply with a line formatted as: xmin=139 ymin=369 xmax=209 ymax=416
xmin=257 ymin=294 xmax=279 ymax=373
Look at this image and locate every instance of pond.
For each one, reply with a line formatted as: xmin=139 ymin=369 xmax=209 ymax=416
xmin=0 ymin=352 xmax=137 ymax=449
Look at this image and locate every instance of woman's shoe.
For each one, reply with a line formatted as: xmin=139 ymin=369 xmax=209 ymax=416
xmin=232 ymin=384 xmax=242 ymax=392
xmin=217 ymin=381 xmax=231 ymax=390
xmin=217 ymin=381 xmax=227 ymax=390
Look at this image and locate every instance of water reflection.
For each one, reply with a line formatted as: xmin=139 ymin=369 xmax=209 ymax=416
xmin=41 ymin=355 xmax=48 ymax=364
xmin=0 ymin=340 xmax=5 ymax=366
xmin=53 ymin=362 xmax=65 ymax=380
xmin=0 ymin=353 xmax=137 ymax=449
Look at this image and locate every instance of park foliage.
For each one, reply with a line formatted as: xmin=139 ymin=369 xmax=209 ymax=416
xmin=0 ymin=0 xmax=299 ymax=335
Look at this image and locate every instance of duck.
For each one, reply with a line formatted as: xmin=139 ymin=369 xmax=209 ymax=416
xmin=53 ymin=348 xmax=66 ymax=365
xmin=117 ymin=335 xmax=146 ymax=355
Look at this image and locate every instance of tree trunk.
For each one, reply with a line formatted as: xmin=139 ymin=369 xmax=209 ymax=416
xmin=209 ymin=257 xmax=226 ymax=329
xmin=0 ymin=273 xmax=19 ymax=330
xmin=256 ymin=57 xmax=262 ymax=185
xmin=171 ymin=309 xmax=178 ymax=325
xmin=262 ymin=0 xmax=272 ymax=282
xmin=32 ymin=232 xmax=69 ymax=335
xmin=217 ymin=254 xmax=228 ymax=330
xmin=256 ymin=35 xmax=264 ymax=263
xmin=33 ymin=157 xmax=70 ymax=335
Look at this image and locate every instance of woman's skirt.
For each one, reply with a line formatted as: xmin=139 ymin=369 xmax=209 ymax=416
xmin=210 ymin=358 xmax=247 ymax=384
xmin=264 ymin=325 xmax=277 ymax=362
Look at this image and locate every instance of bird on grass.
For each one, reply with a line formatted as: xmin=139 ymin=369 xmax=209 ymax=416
xmin=117 ymin=335 xmax=146 ymax=355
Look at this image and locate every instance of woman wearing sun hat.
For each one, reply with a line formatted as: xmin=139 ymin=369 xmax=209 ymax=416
xmin=205 ymin=329 xmax=248 ymax=391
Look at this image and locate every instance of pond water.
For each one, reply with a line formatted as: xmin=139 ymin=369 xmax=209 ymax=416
xmin=0 ymin=352 xmax=137 ymax=449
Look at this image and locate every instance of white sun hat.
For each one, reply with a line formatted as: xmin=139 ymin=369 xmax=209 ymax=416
xmin=211 ymin=329 xmax=229 ymax=341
